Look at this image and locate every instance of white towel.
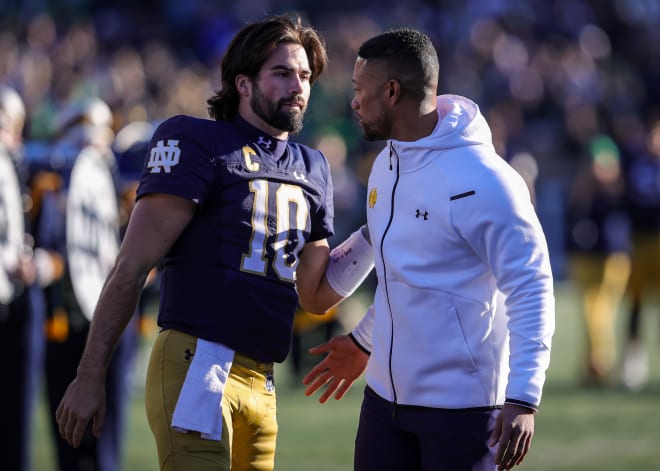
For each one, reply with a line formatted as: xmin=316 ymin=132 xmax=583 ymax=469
xmin=171 ymin=338 xmax=234 ymax=440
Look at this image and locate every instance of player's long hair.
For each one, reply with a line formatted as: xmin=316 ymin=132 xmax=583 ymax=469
xmin=207 ymin=13 xmax=327 ymax=122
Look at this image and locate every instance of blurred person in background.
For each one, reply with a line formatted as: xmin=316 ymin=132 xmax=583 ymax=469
xmin=0 ymin=84 xmax=52 ymax=471
xmin=39 ymin=95 xmax=143 ymax=471
xmin=55 ymin=13 xmax=374 ymax=471
xmin=619 ymin=115 xmax=660 ymax=391
xmin=565 ymin=135 xmax=631 ymax=386
xmin=303 ymin=28 xmax=554 ymax=471
xmin=508 ymin=152 xmax=539 ymax=207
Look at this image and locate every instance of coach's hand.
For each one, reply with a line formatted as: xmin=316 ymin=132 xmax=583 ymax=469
xmin=488 ymin=403 xmax=535 ymax=470
xmin=303 ymin=334 xmax=368 ymax=403
xmin=55 ymin=371 xmax=107 ymax=448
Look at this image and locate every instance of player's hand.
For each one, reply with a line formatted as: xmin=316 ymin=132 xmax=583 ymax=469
xmin=488 ymin=403 xmax=535 ymax=470
xmin=55 ymin=373 xmax=107 ymax=448
xmin=302 ymin=334 xmax=368 ymax=403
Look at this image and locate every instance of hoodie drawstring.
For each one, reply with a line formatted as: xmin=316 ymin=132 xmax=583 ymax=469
xmin=389 ymin=141 xmax=393 ymax=170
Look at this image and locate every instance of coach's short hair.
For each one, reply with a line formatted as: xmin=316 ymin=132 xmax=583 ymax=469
xmin=358 ymin=28 xmax=439 ymax=103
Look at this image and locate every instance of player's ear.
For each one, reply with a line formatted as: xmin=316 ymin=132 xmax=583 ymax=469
xmin=236 ymin=74 xmax=250 ymax=97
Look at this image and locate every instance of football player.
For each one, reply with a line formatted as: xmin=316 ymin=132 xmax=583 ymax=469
xmin=35 ymin=95 xmax=142 ymax=471
xmin=56 ymin=13 xmax=373 ymax=471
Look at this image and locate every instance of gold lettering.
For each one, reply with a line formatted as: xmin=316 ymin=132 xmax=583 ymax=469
xmin=242 ymin=146 xmax=260 ymax=172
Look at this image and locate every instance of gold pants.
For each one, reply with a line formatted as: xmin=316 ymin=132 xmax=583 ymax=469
xmin=569 ymin=252 xmax=631 ymax=377
xmin=627 ymin=233 xmax=660 ymax=298
xmin=145 ymin=329 xmax=278 ymax=471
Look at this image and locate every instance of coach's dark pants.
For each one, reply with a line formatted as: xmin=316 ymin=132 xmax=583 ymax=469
xmin=355 ymin=386 xmax=499 ymax=471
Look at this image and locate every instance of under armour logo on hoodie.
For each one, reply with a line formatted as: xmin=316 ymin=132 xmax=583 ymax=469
xmin=415 ymin=209 xmax=428 ymax=220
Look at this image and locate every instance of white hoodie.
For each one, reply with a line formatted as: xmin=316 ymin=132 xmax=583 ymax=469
xmin=352 ymin=95 xmax=555 ymax=409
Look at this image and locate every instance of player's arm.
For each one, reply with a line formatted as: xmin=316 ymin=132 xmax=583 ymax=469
xmin=56 ymin=193 xmax=196 ymax=448
xmin=77 ymin=193 xmax=195 ymax=374
xmin=297 ymin=225 xmax=374 ymax=314
xmin=296 ymin=238 xmax=340 ymax=313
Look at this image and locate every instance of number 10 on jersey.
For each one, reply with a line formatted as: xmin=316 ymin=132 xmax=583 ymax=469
xmin=240 ymin=179 xmax=309 ymax=283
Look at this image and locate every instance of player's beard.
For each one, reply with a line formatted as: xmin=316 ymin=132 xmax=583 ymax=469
xmin=250 ymin=85 xmax=306 ymax=135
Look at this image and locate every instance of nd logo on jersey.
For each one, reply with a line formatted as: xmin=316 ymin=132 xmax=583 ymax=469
xmin=148 ymin=139 xmax=181 ymax=173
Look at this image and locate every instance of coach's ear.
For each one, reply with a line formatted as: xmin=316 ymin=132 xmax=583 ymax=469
xmin=385 ymin=79 xmax=401 ymax=104
xmin=236 ymin=75 xmax=250 ymax=97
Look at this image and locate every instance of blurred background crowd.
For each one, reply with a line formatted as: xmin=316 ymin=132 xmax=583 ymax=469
xmin=2 ymin=0 xmax=660 ymax=470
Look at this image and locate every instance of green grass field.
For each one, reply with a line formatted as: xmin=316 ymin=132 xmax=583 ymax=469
xmin=32 ymin=281 xmax=660 ymax=470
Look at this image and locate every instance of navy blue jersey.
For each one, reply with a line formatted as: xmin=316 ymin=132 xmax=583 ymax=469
xmin=624 ymin=150 xmax=660 ymax=232
xmin=136 ymin=115 xmax=334 ymax=362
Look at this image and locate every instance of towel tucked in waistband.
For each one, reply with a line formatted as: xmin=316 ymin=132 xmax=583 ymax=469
xmin=171 ymin=338 xmax=234 ymax=440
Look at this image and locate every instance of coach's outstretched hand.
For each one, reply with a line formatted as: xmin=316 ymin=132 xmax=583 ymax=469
xmin=488 ymin=403 xmax=535 ymax=470
xmin=56 ymin=371 xmax=107 ymax=448
xmin=303 ymin=334 xmax=368 ymax=403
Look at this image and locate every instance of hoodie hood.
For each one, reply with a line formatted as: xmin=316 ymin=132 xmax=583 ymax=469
xmin=390 ymin=94 xmax=496 ymax=172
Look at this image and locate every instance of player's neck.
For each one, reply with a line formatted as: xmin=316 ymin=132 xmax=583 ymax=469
xmin=238 ymin=107 xmax=289 ymax=141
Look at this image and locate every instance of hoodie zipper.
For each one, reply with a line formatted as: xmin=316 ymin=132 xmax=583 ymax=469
xmin=380 ymin=141 xmax=399 ymax=416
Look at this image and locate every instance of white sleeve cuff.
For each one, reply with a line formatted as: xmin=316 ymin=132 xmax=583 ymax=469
xmin=351 ymin=304 xmax=375 ymax=352
xmin=325 ymin=226 xmax=374 ymax=297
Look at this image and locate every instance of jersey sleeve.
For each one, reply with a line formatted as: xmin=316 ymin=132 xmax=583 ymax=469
xmin=308 ymin=150 xmax=335 ymax=242
xmin=136 ymin=116 xmax=215 ymax=205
